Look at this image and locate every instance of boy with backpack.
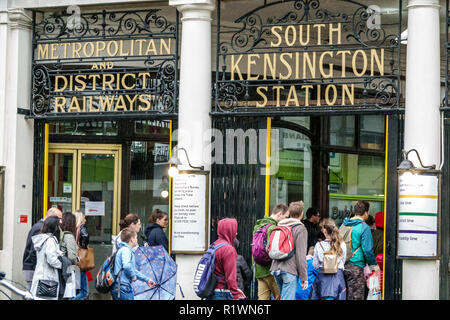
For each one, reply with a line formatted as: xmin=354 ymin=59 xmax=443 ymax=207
xmin=252 ymin=203 xmax=289 ymax=300
xmin=270 ymin=201 xmax=308 ymax=300
xmin=339 ymin=200 xmax=379 ymax=300
xmin=110 ymin=228 xmax=155 ymax=300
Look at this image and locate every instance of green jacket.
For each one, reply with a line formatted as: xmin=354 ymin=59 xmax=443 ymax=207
xmin=252 ymin=216 xmax=277 ymax=279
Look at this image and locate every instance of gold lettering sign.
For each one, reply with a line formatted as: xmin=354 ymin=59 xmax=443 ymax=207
xmin=226 ymin=23 xmax=386 ymax=108
xmin=36 ymin=39 xmax=173 ymax=61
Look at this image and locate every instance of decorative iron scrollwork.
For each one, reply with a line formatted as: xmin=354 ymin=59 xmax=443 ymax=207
xmin=215 ymin=0 xmax=403 ymax=115
xmin=34 ymin=9 xmax=176 ymax=40
xmin=31 ymin=8 xmax=179 ymax=119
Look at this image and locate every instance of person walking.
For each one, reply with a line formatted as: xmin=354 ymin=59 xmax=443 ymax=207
xmin=340 ymin=200 xmax=379 ymax=300
xmin=234 ymin=238 xmax=252 ymax=294
xmin=310 ymin=218 xmax=347 ymax=300
xmin=72 ymin=210 xmax=90 ymax=300
xmin=111 ymin=228 xmax=156 ymax=300
xmin=252 ymin=204 xmax=289 ymax=300
xmin=112 ymin=213 xmax=146 ymax=254
xmin=270 ymin=201 xmax=308 ymax=300
xmin=59 ymin=212 xmax=79 ymax=299
xmin=30 ymin=215 xmax=63 ymax=300
xmin=144 ymin=209 xmax=169 ymax=252
xmin=207 ymin=218 xmax=246 ymax=300
xmin=302 ymin=207 xmax=324 ymax=251
xmin=22 ymin=208 xmax=62 ymax=291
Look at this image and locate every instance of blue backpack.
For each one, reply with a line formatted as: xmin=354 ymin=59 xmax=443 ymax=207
xmin=193 ymin=242 xmax=228 ymax=298
xmin=95 ymin=249 xmax=121 ymax=294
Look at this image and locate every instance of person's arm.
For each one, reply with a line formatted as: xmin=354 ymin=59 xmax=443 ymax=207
xmin=121 ymin=248 xmax=151 ymax=283
xmin=312 ymin=243 xmax=322 ymax=270
xmin=157 ymin=229 xmax=169 ymax=252
xmin=295 ymin=226 xmax=308 ymax=289
xmin=239 ymin=255 xmax=252 ymax=281
xmin=79 ymin=225 xmax=89 ymax=249
xmin=45 ymin=238 xmax=62 ymax=269
xmin=65 ymin=233 xmax=78 ymax=265
xmin=221 ymin=247 xmax=245 ymax=300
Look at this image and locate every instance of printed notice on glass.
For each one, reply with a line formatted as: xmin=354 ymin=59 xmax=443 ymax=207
xmin=85 ymin=201 xmax=105 ymax=216
xmin=171 ymin=173 xmax=207 ymax=253
xmin=398 ymin=172 xmax=439 ymax=258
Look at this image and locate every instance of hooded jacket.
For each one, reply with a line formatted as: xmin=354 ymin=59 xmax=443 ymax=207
xmin=213 ymin=218 xmax=241 ymax=299
xmin=270 ymin=218 xmax=308 ymax=282
xmin=22 ymin=219 xmax=44 ymax=271
xmin=144 ymin=223 xmax=169 ymax=252
xmin=252 ymin=216 xmax=278 ymax=279
xmin=30 ymin=233 xmax=62 ymax=300
xmin=342 ymin=216 xmax=377 ymax=268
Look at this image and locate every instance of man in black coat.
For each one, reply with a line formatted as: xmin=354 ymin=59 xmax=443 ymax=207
xmin=302 ymin=207 xmax=324 ymax=251
xmin=22 ymin=207 xmax=62 ymax=290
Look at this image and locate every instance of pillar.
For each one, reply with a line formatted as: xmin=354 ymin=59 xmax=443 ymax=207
xmin=403 ymin=0 xmax=441 ymax=300
xmin=169 ymin=0 xmax=215 ymax=300
xmin=0 ymin=7 xmax=34 ymax=297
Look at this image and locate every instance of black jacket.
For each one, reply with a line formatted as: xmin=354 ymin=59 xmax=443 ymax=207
xmin=22 ymin=219 xmax=44 ymax=271
xmin=303 ymin=219 xmax=325 ymax=250
xmin=77 ymin=224 xmax=90 ymax=249
xmin=234 ymin=239 xmax=252 ymax=292
xmin=144 ymin=223 xmax=169 ymax=252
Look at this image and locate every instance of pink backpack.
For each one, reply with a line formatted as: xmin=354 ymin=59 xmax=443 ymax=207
xmin=267 ymin=225 xmax=295 ymax=261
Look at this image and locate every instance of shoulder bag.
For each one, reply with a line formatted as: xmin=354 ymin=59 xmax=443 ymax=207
xmin=76 ymin=228 xmax=95 ymax=271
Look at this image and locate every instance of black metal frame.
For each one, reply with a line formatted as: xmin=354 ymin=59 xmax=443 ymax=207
xmin=30 ymin=8 xmax=179 ymax=119
xmin=440 ymin=0 xmax=450 ymax=300
xmin=214 ymin=0 xmax=403 ymax=116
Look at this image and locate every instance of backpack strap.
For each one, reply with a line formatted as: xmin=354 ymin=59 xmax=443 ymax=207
xmin=214 ymin=242 xmax=229 ymax=289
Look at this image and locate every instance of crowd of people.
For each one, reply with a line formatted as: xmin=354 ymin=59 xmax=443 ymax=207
xmin=21 ymin=208 xmax=170 ymax=300
xmin=208 ymin=200 xmax=383 ymax=300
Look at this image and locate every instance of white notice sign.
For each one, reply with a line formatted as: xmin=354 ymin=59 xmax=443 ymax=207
xmin=85 ymin=201 xmax=105 ymax=216
xmin=398 ymin=172 xmax=439 ymax=258
xmin=171 ymin=173 xmax=207 ymax=253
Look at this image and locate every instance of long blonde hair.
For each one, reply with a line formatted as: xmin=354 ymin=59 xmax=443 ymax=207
xmin=74 ymin=210 xmax=85 ymax=229
xmin=321 ymin=218 xmax=343 ymax=257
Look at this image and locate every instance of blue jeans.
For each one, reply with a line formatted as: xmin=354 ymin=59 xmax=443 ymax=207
xmin=71 ymin=271 xmax=89 ymax=300
xmin=206 ymin=290 xmax=233 ymax=300
xmin=111 ymin=282 xmax=134 ymax=300
xmin=271 ymin=270 xmax=298 ymax=300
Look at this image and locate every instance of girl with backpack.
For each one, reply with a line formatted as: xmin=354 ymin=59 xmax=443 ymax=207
xmin=310 ymin=218 xmax=347 ymax=300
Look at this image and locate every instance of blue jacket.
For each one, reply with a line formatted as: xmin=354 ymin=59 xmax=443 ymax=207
xmin=114 ymin=242 xmax=150 ymax=287
xmin=342 ymin=217 xmax=377 ymax=268
xmin=144 ymin=223 xmax=169 ymax=252
xmin=295 ymin=256 xmax=318 ymax=300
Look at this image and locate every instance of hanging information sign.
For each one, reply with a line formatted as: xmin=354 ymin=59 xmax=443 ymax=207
xmin=397 ymin=170 xmax=440 ymax=259
xmin=171 ymin=171 xmax=209 ymax=254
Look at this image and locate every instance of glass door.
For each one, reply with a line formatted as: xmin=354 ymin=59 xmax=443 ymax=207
xmin=47 ymin=148 xmax=77 ymax=214
xmin=48 ymin=143 xmax=121 ymax=299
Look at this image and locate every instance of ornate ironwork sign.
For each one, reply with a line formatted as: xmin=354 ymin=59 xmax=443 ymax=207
xmin=214 ymin=0 xmax=403 ymax=116
xmin=31 ymin=8 xmax=178 ymax=119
